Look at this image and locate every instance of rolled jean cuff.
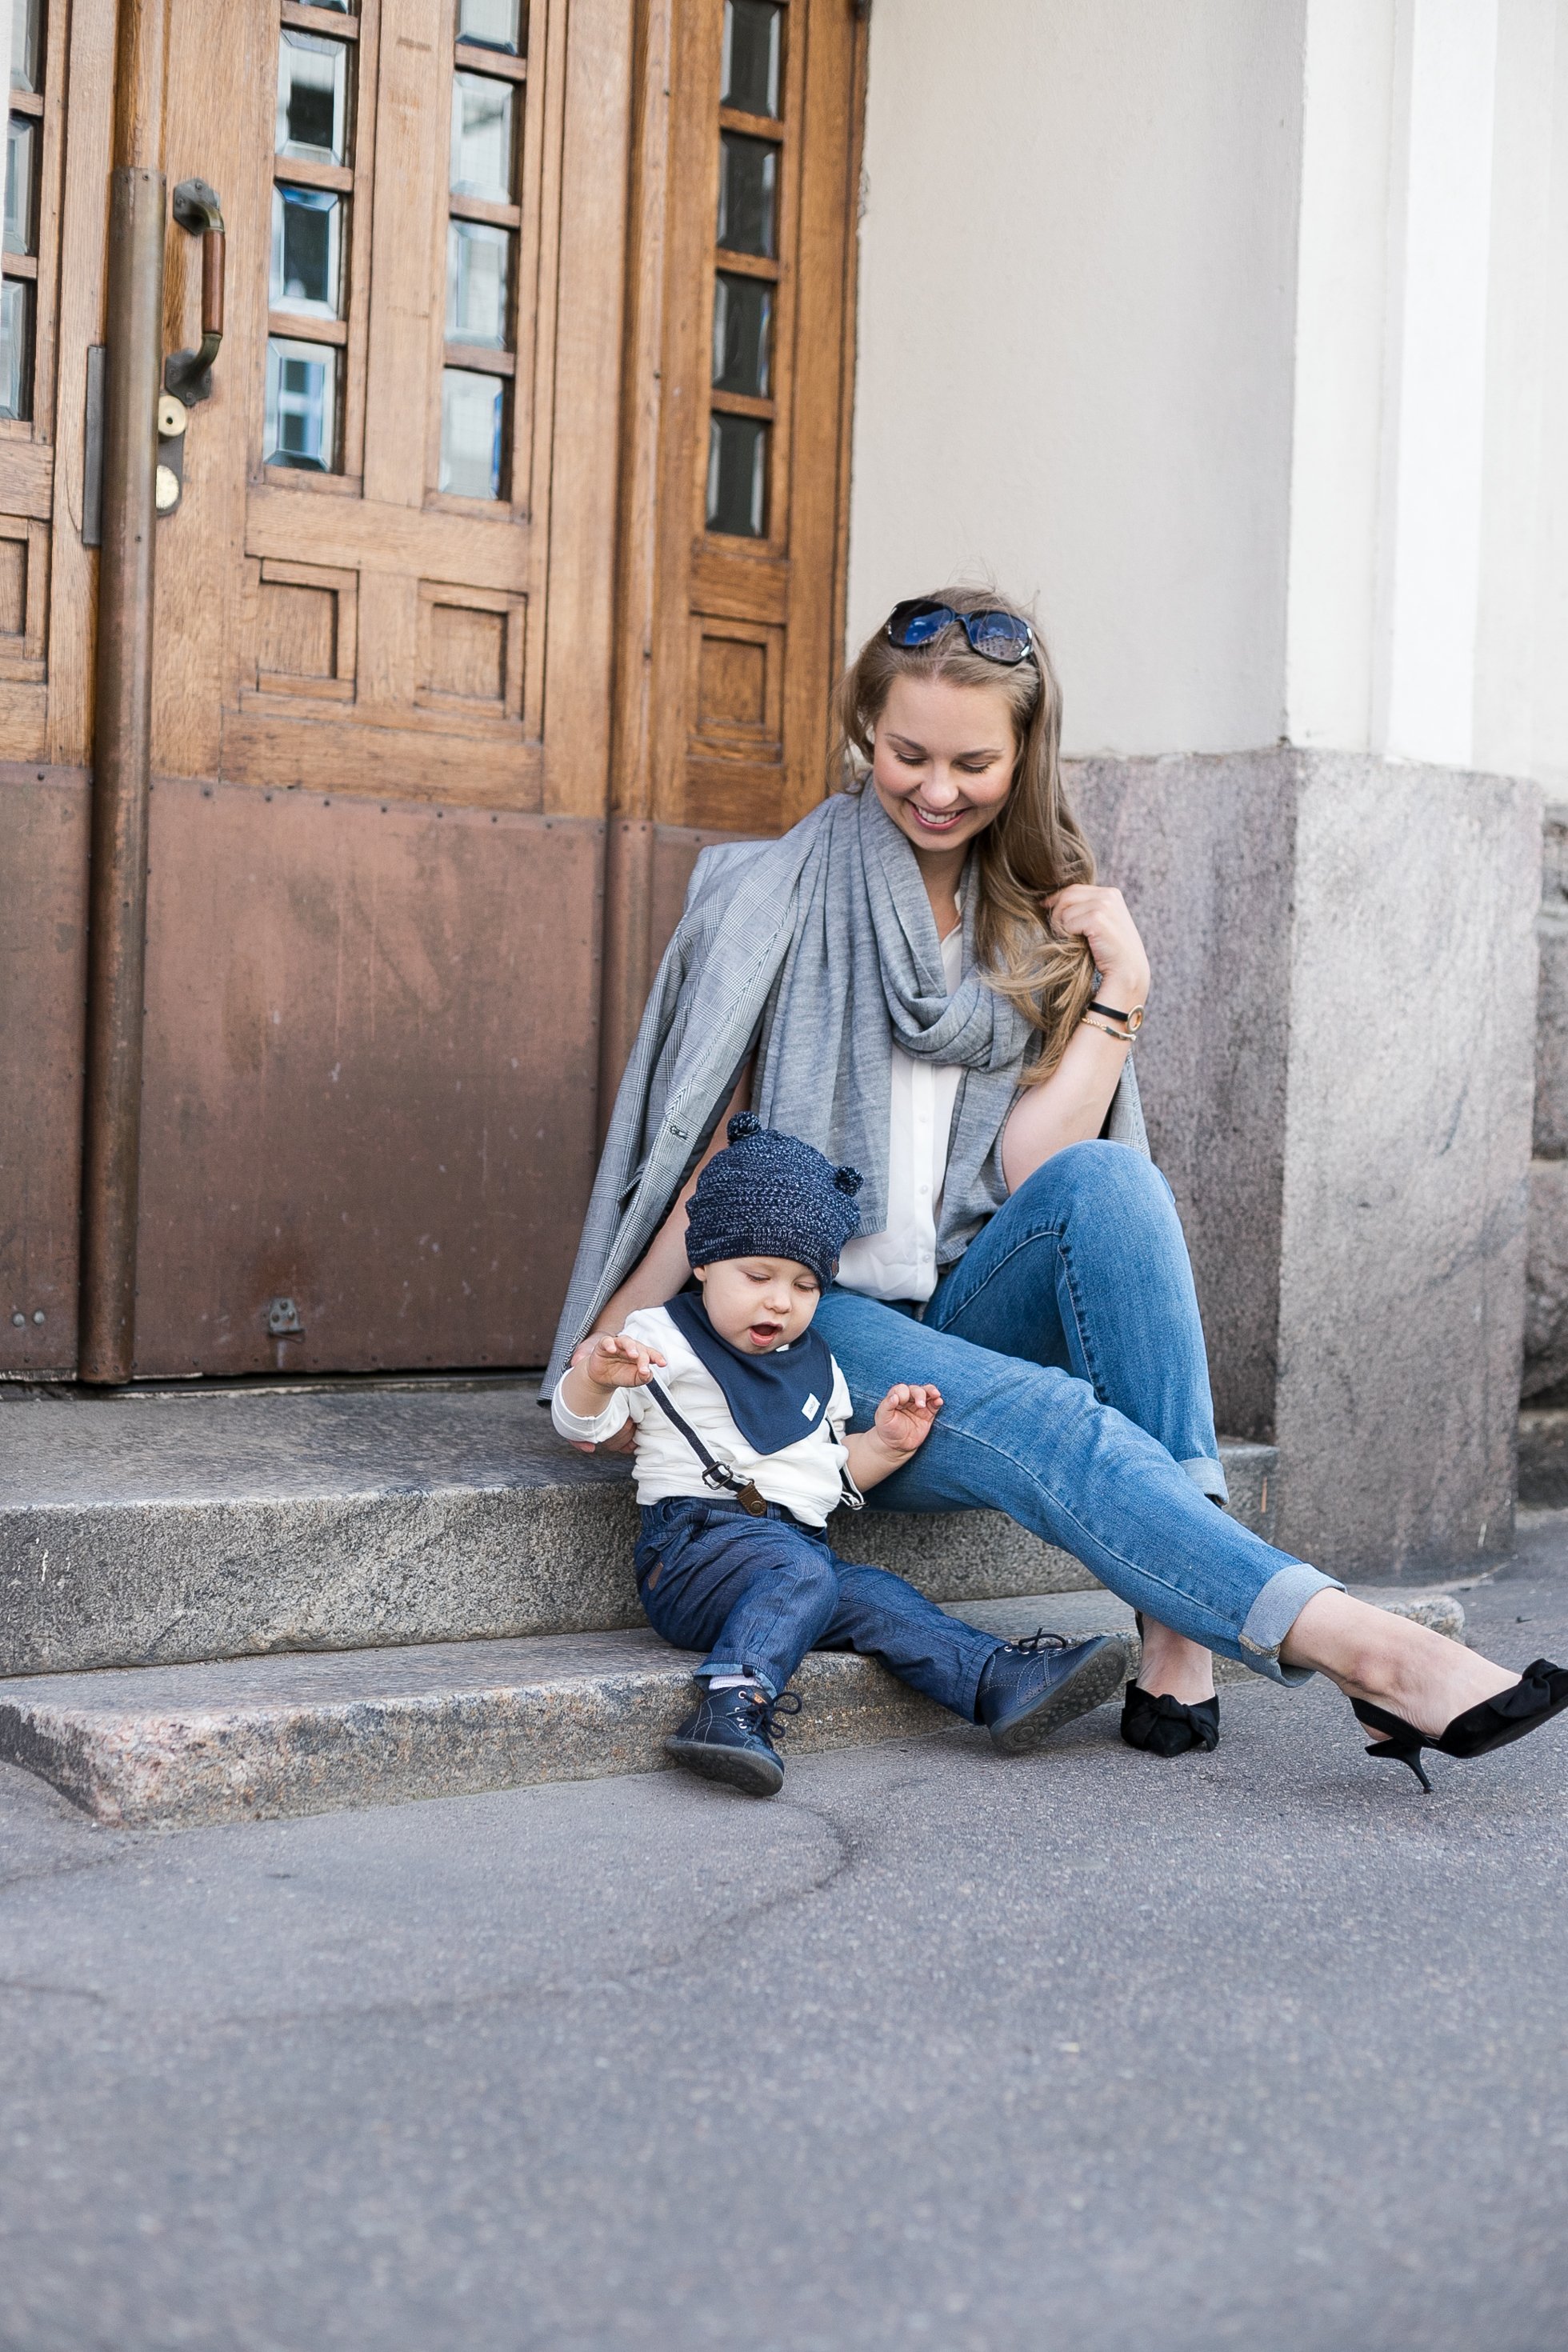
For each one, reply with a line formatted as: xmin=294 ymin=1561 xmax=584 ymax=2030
xmin=1236 ymin=1562 xmax=1344 ymax=1685
xmin=1181 ymin=1455 xmax=1229 ymax=1507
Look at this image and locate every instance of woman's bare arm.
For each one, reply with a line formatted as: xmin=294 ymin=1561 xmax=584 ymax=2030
xmin=1001 ymin=885 xmax=1149 ymax=1190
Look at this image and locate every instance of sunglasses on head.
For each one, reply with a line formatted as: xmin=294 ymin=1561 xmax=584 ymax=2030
xmin=884 ymin=598 xmax=1035 ymax=666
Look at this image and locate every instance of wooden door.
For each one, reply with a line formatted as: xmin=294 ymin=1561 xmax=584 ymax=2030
xmin=131 ymin=0 xmax=630 ymax=1376
xmin=0 ymin=0 xmax=863 ymax=1383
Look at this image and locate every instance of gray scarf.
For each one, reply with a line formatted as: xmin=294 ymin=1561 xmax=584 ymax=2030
xmin=545 ymin=787 xmax=1146 ymax=1394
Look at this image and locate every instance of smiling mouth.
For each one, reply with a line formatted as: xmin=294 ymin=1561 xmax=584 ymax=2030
xmin=906 ymin=803 xmax=965 ymax=831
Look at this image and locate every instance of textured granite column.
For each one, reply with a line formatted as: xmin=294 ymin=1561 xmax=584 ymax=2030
xmin=1069 ymin=748 xmax=1540 ymax=1577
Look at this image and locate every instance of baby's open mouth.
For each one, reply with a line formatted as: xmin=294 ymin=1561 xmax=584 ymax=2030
xmin=747 ymin=1321 xmax=783 ymax=1347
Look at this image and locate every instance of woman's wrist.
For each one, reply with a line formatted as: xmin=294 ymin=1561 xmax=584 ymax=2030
xmin=1094 ymin=965 xmax=1149 ymax=1010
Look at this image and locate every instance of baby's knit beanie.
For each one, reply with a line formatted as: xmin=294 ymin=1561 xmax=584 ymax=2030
xmin=684 ymin=1114 xmax=862 ymax=1289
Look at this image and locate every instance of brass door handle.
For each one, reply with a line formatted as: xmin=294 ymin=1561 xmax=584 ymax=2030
xmin=164 ymin=177 xmax=225 ymax=407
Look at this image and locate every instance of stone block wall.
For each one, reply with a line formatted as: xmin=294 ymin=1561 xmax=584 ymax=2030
xmin=1526 ymin=803 xmax=1568 ymax=1401
xmin=1073 ymin=747 xmax=1539 ymax=1577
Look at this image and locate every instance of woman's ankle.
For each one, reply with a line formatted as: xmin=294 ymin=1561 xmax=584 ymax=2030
xmin=1136 ymin=1621 xmax=1215 ymax=1704
xmin=1282 ymin=1592 xmax=1517 ymax=1734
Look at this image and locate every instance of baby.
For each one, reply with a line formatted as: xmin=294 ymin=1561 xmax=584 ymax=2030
xmin=551 ymin=1114 xmax=1126 ymax=1797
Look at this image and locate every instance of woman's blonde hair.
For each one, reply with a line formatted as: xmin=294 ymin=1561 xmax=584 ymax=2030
xmin=834 ymin=586 xmax=1096 ymax=1081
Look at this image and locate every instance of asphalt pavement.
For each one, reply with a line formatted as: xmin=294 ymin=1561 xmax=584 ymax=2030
xmin=3 ymin=1520 xmax=1567 ymax=2352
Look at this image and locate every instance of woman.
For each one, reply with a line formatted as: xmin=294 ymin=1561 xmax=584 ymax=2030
xmin=547 ymin=589 xmax=1566 ymax=1789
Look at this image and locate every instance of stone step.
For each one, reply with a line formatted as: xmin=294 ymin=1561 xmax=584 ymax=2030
xmin=0 ymin=1587 xmax=1466 ymax=1832
xmin=0 ymin=1381 xmax=1277 ymax=1678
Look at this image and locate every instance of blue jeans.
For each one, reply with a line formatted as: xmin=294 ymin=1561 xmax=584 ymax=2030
xmin=813 ymin=1141 xmax=1340 ymax=1683
xmin=634 ymin=1496 xmax=1005 ymax=1715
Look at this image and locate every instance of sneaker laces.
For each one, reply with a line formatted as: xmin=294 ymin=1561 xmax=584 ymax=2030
xmin=998 ymin=1629 xmax=1074 ymax=1658
xmin=750 ymin=1688 xmax=804 ymax=1750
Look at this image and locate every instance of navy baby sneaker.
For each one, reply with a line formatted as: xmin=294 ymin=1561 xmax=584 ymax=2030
xmin=664 ymin=1683 xmax=802 ymax=1798
xmin=975 ymin=1630 xmax=1129 ymax=1754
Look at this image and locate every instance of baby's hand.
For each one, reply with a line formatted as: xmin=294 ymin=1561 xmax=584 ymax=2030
xmin=872 ymin=1382 xmax=942 ymax=1456
xmin=586 ymin=1333 xmax=667 ymax=1391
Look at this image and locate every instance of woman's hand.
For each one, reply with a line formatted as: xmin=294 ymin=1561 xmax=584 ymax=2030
xmin=1044 ymin=884 xmax=1150 ymax=1007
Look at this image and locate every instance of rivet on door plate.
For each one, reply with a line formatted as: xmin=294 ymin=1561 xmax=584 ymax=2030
xmin=266 ymin=1296 xmax=304 ymax=1336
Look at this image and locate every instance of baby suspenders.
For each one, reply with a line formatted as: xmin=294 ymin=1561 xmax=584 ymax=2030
xmin=642 ymin=1375 xmax=861 ymax=1518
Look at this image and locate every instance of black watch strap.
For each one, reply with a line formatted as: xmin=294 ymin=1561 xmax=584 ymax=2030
xmin=1088 ymin=999 xmax=1143 ymax=1031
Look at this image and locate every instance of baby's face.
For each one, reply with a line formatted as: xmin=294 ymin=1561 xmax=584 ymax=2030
xmin=694 ymin=1257 xmax=822 ymax=1353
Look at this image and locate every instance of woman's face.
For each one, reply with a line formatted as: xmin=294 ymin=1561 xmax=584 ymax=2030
xmin=869 ymin=672 xmax=1018 ymax=859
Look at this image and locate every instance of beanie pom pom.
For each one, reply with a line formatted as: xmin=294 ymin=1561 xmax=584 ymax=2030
xmin=833 ymin=1163 xmax=863 ymax=1198
xmin=726 ymin=1111 xmax=762 ymax=1143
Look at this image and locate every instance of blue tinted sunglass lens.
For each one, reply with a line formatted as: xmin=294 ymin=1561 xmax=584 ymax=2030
xmin=968 ymin=614 xmax=1031 ymax=661
xmin=898 ymin=606 xmax=953 ymax=646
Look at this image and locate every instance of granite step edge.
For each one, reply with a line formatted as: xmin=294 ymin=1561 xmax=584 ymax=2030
xmin=0 ymin=1440 xmax=1279 ymax=1681
xmin=0 ymin=1586 xmax=1464 ymax=1833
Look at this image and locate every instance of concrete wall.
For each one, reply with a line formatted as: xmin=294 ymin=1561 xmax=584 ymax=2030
xmin=847 ymin=0 xmax=1306 ymax=757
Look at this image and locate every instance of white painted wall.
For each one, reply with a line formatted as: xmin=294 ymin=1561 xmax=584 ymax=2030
xmin=846 ymin=0 xmax=1307 ymax=758
xmin=849 ymin=0 xmax=1568 ymax=784
xmin=1473 ymin=0 xmax=1568 ymax=790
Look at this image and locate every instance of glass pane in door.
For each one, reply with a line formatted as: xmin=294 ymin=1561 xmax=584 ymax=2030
xmin=706 ymin=414 xmax=767 ymax=536
xmin=446 ymin=219 xmax=511 ymax=347
xmin=450 ymin=74 xmax=514 ymax=202
xmin=277 ymin=32 xmax=352 ymax=165
xmin=458 ymin=0 xmax=523 ymax=50
xmin=270 ymin=184 xmax=345 ymax=316
xmin=721 ymin=2 xmax=782 ymax=118
xmin=440 ymin=369 xmax=504 ymax=498
xmin=264 ymin=337 xmax=342 ymax=471
xmin=711 ymin=272 xmax=771 ymax=397
xmin=716 ymin=134 xmax=776 ymax=257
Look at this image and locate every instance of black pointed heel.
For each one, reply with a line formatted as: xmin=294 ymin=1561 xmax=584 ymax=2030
xmin=1120 ymin=1612 xmax=1220 ymax=1757
xmin=1351 ymin=1658 xmax=1568 ymax=1793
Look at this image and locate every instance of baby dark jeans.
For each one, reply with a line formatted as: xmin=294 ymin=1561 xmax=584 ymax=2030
xmin=634 ymin=1494 xmax=1005 ymax=1714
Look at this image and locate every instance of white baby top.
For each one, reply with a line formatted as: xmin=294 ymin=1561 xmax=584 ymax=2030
xmin=835 ymin=914 xmax=966 ymax=1304
xmin=549 ymin=1303 xmax=858 ymax=1527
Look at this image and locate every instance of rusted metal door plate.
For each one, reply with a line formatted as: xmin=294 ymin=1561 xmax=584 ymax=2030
xmin=132 ymin=780 xmax=603 ymax=1376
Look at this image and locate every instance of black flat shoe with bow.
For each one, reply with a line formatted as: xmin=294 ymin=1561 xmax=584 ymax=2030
xmin=1121 ymin=1681 xmax=1219 ymax=1757
xmin=1352 ymin=1658 xmax=1568 ymax=1792
xmin=1119 ymin=1612 xmax=1220 ymax=1757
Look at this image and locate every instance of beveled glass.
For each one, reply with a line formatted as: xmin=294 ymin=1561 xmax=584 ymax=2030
xmin=270 ymin=183 xmax=344 ymax=318
xmin=10 ymin=0 xmax=42 ymax=93
xmin=264 ymin=336 xmax=341 ymax=471
xmin=450 ymin=72 xmax=514 ymax=203
xmin=4 ymin=114 xmax=35 ymax=255
xmin=458 ymin=0 xmax=523 ymax=51
xmin=0 ymin=277 xmax=32 ymax=419
xmin=440 ymin=368 xmax=505 ymax=500
xmin=277 ymin=31 xmax=351 ymax=166
xmin=447 ymin=219 xmax=511 ymax=349
xmin=706 ymin=413 xmax=767 ymax=538
xmin=716 ymin=133 xmax=776 ymax=258
xmin=711 ymin=272 xmax=770 ymax=398
xmin=721 ymin=0 xmax=782 ymax=118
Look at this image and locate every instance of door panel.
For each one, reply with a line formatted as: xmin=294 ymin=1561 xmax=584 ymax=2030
xmin=133 ymin=783 xmax=602 ymax=1376
xmin=129 ymin=0 xmax=630 ymax=1370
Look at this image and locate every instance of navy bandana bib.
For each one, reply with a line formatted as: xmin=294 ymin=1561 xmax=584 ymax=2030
xmin=665 ymin=1290 xmax=834 ymax=1458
